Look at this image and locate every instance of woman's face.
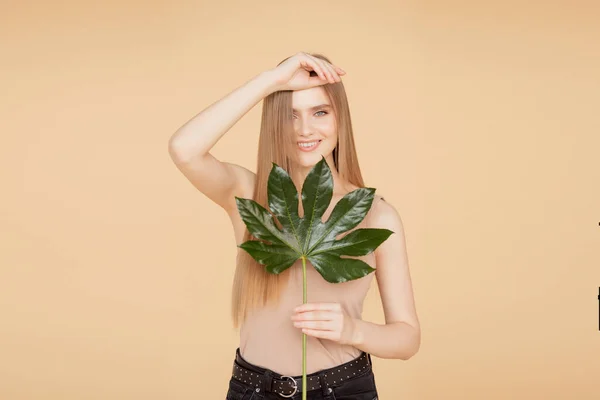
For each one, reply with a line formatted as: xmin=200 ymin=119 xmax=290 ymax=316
xmin=289 ymin=86 xmax=337 ymax=168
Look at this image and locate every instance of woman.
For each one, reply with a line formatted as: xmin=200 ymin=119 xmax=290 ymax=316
xmin=168 ymin=52 xmax=420 ymax=399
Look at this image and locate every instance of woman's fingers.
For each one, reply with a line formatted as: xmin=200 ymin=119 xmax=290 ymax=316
xmin=323 ymin=61 xmax=342 ymax=82
xmin=320 ymin=60 xmax=339 ymax=83
xmin=292 ymin=310 xmax=335 ymax=321
xmin=294 ymin=320 xmax=332 ymax=330
xmin=314 ymin=57 xmax=343 ymax=82
xmin=295 ymin=52 xmax=345 ymax=87
xmin=300 ymin=54 xmax=328 ymax=82
xmin=307 ymin=55 xmax=336 ymax=83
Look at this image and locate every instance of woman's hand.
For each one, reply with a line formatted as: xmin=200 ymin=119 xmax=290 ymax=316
xmin=266 ymin=52 xmax=346 ymax=92
xmin=290 ymin=302 xmax=360 ymax=346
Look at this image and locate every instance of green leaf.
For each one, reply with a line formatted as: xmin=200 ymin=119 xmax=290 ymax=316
xmin=238 ymin=241 xmax=300 ymax=274
xmin=297 ymin=158 xmax=334 ymax=253
xmin=267 ymin=163 xmax=301 ymax=251
xmin=305 ymin=187 xmax=378 ymax=253
xmin=312 ymin=228 xmax=394 ymax=257
xmin=307 ymin=253 xmax=376 ymax=283
xmin=236 ymin=156 xmax=394 ymax=282
xmin=234 ymin=196 xmax=298 ymax=249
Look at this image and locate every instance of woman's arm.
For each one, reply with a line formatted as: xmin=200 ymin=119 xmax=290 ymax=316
xmin=168 ymin=71 xmax=277 ymax=213
xmin=352 ymin=199 xmax=421 ymax=360
xmin=290 ymin=198 xmax=421 ymax=360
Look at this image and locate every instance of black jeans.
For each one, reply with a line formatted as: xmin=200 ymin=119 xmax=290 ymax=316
xmin=226 ymin=347 xmax=379 ymax=400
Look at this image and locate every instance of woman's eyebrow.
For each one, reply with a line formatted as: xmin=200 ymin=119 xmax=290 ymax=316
xmin=292 ymin=103 xmax=331 ymax=112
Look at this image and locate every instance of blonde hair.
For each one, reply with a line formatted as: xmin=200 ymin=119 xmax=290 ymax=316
xmin=231 ymin=53 xmax=366 ymax=329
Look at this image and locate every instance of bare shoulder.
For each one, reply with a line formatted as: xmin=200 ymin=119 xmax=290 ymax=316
xmin=224 ymin=163 xmax=256 ymax=245
xmin=369 ymin=194 xmax=402 ymax=228
xmin=368 ymin=194 xmax=406 ymax=257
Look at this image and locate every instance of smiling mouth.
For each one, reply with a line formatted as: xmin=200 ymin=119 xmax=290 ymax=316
xmin=298 ymin=140 xmax=322 ymax=151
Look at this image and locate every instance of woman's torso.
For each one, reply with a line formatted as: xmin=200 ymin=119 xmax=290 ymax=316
xmin=228 ymin=185 xmax=382 ymax=376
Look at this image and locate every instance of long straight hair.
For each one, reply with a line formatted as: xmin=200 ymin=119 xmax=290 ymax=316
xmin=231 ymin=53 xmax=366 ymax=329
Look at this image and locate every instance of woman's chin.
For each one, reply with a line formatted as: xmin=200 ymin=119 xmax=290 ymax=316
xmin=296 ymin=152 xmax=326 ymax=166
xmin=289 ymin=146 xmax=334 ymax=168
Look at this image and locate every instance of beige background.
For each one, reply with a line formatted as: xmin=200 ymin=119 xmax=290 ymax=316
xmin=1 ymin=1 xmax=598 ymax=399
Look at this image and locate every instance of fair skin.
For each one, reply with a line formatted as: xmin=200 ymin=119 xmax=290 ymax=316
xmin=168 ymin=52 xmax=420 ymax=360
xmin=288 ymin=89 xmax=420 ymax=359
xmin=288 ymin=86 xmax=354 ymax=202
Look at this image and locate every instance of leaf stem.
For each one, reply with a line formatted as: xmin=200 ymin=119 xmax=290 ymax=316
xmin=301 ymin=255 xmax=307 ymax=400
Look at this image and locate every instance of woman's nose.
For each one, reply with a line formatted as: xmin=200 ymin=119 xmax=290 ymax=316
xmin=296 ymin=120 xmax=315 ymax=135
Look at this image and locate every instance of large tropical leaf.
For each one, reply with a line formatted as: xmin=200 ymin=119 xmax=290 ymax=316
xmin=235 ymin=156 xmax=393 ymax=283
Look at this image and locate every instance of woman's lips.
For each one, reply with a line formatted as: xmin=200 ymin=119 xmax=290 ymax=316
xmin=298 ymin=140 xmax=322 ymax=152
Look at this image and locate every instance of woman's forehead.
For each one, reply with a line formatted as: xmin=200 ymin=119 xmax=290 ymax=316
xmin=292 ymin=87 xmax=329 ymax=109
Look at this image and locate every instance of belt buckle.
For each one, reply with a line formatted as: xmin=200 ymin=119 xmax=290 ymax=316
xmin=277 ymin=375 xmax=297 ymax=398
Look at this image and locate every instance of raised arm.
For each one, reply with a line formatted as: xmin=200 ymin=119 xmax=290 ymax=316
xmin=167 ymin=71 xmax=277 ymax=214
xmin=168 ymin=52 xmax=345 ymax=215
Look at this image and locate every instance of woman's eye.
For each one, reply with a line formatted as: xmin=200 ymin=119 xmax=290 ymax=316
xmin=291 ymin=111 xmax=328 ymax=119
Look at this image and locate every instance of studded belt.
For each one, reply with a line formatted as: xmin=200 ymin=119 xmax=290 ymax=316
xmin=231 ymin=349 xmax=372 ymax=398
